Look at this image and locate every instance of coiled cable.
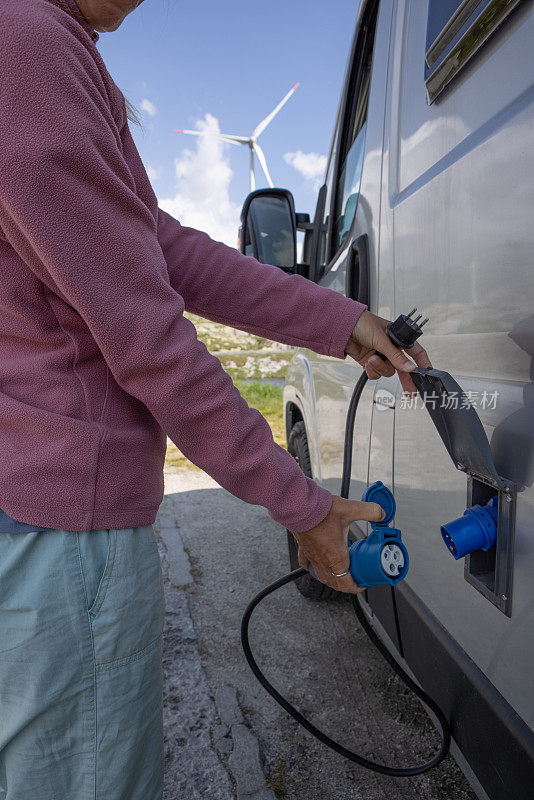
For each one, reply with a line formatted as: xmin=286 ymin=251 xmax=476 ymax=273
xmin=241 ymin=371 xmax=451 ymax=776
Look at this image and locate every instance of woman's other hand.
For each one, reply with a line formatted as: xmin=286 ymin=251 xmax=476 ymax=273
xmin=292 ymin=496 xmax=385 ymax=594
xmin=345 ymin=310 xmax=432 ymax=393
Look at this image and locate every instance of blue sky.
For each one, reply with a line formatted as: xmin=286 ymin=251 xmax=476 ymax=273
xmin=98 ymin=0 xmax=358 ymax=245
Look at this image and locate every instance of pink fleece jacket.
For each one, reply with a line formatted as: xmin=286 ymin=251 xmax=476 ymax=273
xmin=0 ymin=0 xmax=366 ymax=532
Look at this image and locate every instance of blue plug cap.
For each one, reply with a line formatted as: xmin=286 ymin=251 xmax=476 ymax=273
xmin=349 ymin=482 xmax=409 ymax=588
xmin=441 ymin=496 xmax=498 ymax=560
xmin=361 ymin=480 xmax=396 ymax=526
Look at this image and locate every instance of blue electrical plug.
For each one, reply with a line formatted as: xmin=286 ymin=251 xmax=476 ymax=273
xmin=348 ymin=481 xmax=409 ymax=587
xmin=440 ymin=496 xmax=498 ymax=560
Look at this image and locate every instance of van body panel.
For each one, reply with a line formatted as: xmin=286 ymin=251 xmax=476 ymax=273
xmin=395 ymin=581 xmax=534 ymax=800
xmin=283 ymin=359 xmax=320 ymax=479
xmin=387 ymin=0 xmax=534 ymax=727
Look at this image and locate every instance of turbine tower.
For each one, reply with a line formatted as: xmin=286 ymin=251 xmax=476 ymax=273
xmin=174 ymin=83 xmax=299 ymax=193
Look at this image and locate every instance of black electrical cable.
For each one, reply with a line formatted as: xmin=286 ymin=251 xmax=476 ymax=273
xmin=241 ymin=369 xmax=451 ymax=776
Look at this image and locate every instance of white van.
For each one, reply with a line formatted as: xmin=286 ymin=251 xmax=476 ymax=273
xmin=238 ymin=1 xmax=534 ymax=798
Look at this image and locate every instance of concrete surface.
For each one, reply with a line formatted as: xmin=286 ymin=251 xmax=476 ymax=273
xmin=155 ymin=467 xmax=477 ymax=800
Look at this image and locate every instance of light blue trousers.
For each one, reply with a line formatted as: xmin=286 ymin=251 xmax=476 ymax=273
xmin=0 ymin=525 xmax=165 ymax=800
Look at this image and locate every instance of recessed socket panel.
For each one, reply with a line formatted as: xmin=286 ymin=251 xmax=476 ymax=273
xmin=464 ymin=477 xmax=516 ymax=617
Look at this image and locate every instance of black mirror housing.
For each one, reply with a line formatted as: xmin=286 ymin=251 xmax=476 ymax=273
xmin=238 ymin=189 xmax=297 ymax=272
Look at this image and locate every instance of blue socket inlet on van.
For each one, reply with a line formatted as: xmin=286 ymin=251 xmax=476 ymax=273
xmin=349 ymin=481 xmax=409 ymax=587
xmin=441 ymin=496 xmax=498 ymax=560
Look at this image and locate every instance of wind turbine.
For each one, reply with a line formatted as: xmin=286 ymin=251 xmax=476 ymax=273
xmin=174 ymin=83 xmax=300 ymax=193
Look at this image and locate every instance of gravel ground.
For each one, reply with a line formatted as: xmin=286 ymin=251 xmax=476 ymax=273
xmin=155 ymin=467 xmax=477 ymax=800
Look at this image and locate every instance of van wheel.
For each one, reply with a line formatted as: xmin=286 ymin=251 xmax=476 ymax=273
xmin=286 ymin=421 xmax=335 ymax=601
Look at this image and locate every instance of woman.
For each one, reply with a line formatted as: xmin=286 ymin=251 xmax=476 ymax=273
xmin=0 ymin=1 xmax=430 ymax=798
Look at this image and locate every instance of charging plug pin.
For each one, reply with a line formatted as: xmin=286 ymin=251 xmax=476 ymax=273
xmin=420 ymin=317 xmax=429 ymax=328
xmin=385 ymin=309 xmax=429 ymax=350
xmin=407 ymin=307 xmax=417 ymax=318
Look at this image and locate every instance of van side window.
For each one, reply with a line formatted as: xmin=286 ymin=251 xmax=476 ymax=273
xmin=316 ymin=151 xmax=336 ymax=281
xmin=332 ymin=6 xmax=378 ymax=253
xmin=425 ymin=0 xmax=524 ymax=103
xmin=426 ymin=0 xmax=466 ymax=51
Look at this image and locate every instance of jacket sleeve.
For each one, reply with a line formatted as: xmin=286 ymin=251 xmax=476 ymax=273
xmin=0 ymin=12 xmax=333 ymax=532
xmin=157 ymin=209 xmax=366 ymax=359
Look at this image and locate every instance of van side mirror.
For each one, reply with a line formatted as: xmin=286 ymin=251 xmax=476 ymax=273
xmin=238 ymin=189 xmax=297 ymax=272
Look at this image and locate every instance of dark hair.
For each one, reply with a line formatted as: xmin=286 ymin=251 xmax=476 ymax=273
xmin=124 ymin=96 xmax=142 ymax=127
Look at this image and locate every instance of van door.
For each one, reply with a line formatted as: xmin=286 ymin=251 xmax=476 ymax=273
xmin=307 ymin=0 xmax=393 ymax=510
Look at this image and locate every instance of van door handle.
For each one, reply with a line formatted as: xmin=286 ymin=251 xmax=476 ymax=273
xmin=345 ymin=233 xmax=370 ymax=306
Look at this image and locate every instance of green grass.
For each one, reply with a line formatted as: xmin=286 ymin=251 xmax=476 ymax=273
xmin=165 ymin=380 xmax=285 ymax=470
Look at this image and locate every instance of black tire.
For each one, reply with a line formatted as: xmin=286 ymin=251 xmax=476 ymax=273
xmin=286 ymin=421 xmax=335 ymax=600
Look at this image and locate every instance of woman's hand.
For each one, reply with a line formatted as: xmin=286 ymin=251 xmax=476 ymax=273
xmin=292 ymin=496 xmax=385 ymax=594
xmin=346 ymin=310 xmax=432 ymax=393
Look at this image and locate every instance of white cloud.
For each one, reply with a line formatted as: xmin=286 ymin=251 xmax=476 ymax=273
xmin=140 ymin=98 xmax=158 ymax=118
xmin=284 ymin=150 xmax=327 ymax=189
xmin=158 ymin=113 xmax=241 ymax=248
xmin=146 ymin=165 xmax=160 ymax=182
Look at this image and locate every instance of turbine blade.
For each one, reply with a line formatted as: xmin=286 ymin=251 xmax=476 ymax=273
xmin=219 ymin=134 xmax=251 ymax=143
xmin=220 ymin=135 xmax=249 ymax=146
xmin=252 ymin=82 xmax=300 ymax=139
xmin=253 ymin=143 xmax=273 ymax=188
xmin=173 ymin=129 xmax=210 ymax=137
xmin=174 ymin=130 xmax=249 ymax=146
